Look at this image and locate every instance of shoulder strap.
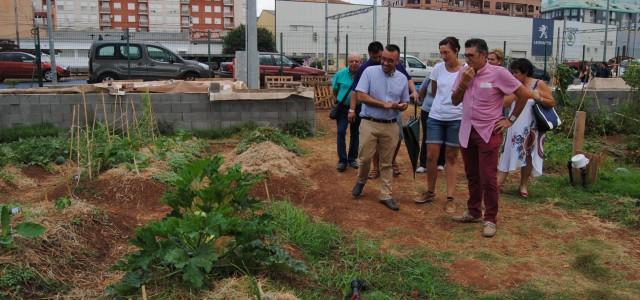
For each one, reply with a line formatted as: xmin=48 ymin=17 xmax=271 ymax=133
xmin=532 ymin=79 xmax=540 ymax=90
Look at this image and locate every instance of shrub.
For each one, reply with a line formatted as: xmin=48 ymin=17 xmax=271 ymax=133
xmin=0 ymin=123 xmax=61 ymax=144
xmin=280 ymin=120 xmax=314 ymax=138
xmin=0 ymin=136 xmax=68 ymax=167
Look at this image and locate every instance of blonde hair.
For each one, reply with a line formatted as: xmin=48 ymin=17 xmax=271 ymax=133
xmin=489 ymin=48 xmax=504 ymax=63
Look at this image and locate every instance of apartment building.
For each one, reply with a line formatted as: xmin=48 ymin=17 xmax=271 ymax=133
xmin=403 ymin=0 xmax=541 ymax=18
xmin=29 ymin=0 xmax=245 ymax=39
xmin=541 ymin=0 xmax=639 ymax=26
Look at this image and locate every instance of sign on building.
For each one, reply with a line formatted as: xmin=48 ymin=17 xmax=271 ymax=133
xmin=531 ymin=18 xmax=554 ymax=56
xmin=382 ymin=0 xmax=404 ymax=7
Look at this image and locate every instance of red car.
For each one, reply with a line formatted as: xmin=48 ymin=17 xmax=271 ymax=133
xmin=218 ymin=52 xmax=325 ymax=86
xmin=0 ymin=51 xmax=69 ymax=82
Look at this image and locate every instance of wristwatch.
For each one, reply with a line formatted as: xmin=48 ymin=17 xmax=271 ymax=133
xmin=348 ymin=109 xmax=355 ymax=113
xmin=508 ymin=115 xmax=517 ymax=123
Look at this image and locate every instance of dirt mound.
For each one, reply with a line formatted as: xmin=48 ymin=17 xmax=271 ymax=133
xmin=229 ymin=142 xmax=304 ymax=178
xmin=21 ymin=165 xmax=50 ymax=180
xmin=0 ymin=165 xmax=37 ymax=193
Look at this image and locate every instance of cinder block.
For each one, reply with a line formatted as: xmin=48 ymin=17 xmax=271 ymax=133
xmin=181 ymin=94 xmax=207 ymax=103
xmin=173 ymin=121 xmax=192 ymax=130
xmin=190 ymin=102 xmax=211 ymax=112
xmin=152 ymin=103 xmax=173 ymax=114
xmin=182 ymin=112 xmax=211 ymax=121
xmin=60 ymin=94 xmax=83 ymax=105
xmin=191 ymin=121 xmax=213 ymax=130
xmin=39 ymin=95 xmax=61 ymax=104
xmin=51 ymin=104 xmax=74 ymax=115
xmin=155 ymin=113 xmax=183 ymax=122
xmin=18 ymin=95 xmax=40 ymax=105
xmin=0 ymin=105 xmax=10 ymax=115
xmin=171 ymin=103 xmax=190 ymax=113
xmin=21 ymin=114 xmax=43 ymax=124
xmin=0 ymin=95 xmax=19 ymax=105
xmin=221 ymin=111 xmax=241 ymax=121
xmin=285 ymin=100 xmax=306 ymax=112
xmin=278 ymin=111 xmax=298 ymax=121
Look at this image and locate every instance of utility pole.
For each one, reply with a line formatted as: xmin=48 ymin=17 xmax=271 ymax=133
xmin=603 ymin=0 xmax=610 ymax=62
xmin=634 ymin=14 xmax=638 ymax=57
xmin=325 ymin=0 xmax=328 ymax=73
xmin=326 ymin=6 xmax=373 ymax=72
xmin=45 ymin=0 xmax=57 ymax=84
xmin=373 ymin=0 xmax=377 ymax=41
xmin=13 ymin=0 xmax=20 ymax=47
xmin=246 ymin=0 xmax=258 ymax=89
xmin=561 ymin=14 xmax=567 ymax=62
xmin=336 ymin=19 xmax=340 ymax=69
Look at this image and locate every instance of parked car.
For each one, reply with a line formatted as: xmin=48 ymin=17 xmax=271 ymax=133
xmin=0 ymin=51 xmax=69 ymax=82
xmin=619 ymin=58 xmax=639 ymax=76
xmin=87 ymin=41 xmax=210 ymax=83
xmin=532 ymin=67 xmax=551 ymax=82
xmin=217 ymin=52 xmax=325 ymax=85
xmin=399 ymin=54 xmax=433 ymax=83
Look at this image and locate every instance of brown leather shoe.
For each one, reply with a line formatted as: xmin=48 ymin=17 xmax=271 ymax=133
xmin=368 ymin=169 xmax=379 ymax=179
xmin=379 ymin=198 xmax=399 ymax=211
xmin=414 ymin=191 xmax=435 ymax=204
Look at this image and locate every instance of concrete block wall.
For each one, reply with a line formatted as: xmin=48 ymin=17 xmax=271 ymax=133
xmin=565 ymin=90 xmax=636 ymax=113
xmin=0 ymin=93 xmax=316 ymax=130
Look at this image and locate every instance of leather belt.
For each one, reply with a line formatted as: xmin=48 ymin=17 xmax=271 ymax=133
xmin=361 ymin=116 xmax=397 ymax=123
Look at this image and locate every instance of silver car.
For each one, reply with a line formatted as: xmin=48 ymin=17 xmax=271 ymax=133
xmin=88 ymin=41 xmax=209 ymax=83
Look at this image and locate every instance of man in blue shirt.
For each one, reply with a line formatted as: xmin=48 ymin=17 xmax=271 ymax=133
xmin=351 ymin=44 xmax=410 ymax=211
xmin=348 ymin=41 xmax=418 ymax=179
xmin=332 ymin=52 xmax=362 ymax=172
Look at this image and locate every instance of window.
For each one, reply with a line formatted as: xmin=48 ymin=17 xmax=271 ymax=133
xmin=205 ymin=17 xmax=212 ymax=24
xmin=147 ymin=46 xmax=177 ymax=63
xmin=484 ymin=1 xmax=489 ymax=8
xmin=119 ymin=45 xmax=141 ymax=59
xmin=96 ymin=45 xmax=116 ymax=58
xmin=0 ymin=53 xmax=12 ymax=62
xmin=214 ymin=6 xmax=221 ymax=13
xmin=406 ymin=57 xmax=425 ymax=69
xmin=224 ymin=6 xmax=231 ymax=13
xmin=181 ymin=16 xmax=189 ymax=25
xmin=128 ymin=15 xmax=136 ymax=22
xmin=192 ymin=17 xmax=199 ymax=24
xmin=114 ymin=15 xmax=122 ymax=22
xmin=205 ymin=5 xmax=211 ymax=12
xmin=214 ymin=18 xmax=221 ymax=24
xmin=259 ymin=55 xmax=274 ymax=65
xmin=192 ymin=5 xmax=199 ymax=12
xmin=114 ymin=2 xmax=121 ymax=10
xmin=528 ymin=5 xmax=534 ymax=13
xmin=128 ymin=3 xmax=135 ymax=10
xmin=495 ymin=2 xmax=501 ymax=9
xmin=275 ymin=55 xmax=295 ymax=66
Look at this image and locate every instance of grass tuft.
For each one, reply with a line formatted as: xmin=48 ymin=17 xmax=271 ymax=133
xmin=571 ymin=253 xmax=612 ymax=281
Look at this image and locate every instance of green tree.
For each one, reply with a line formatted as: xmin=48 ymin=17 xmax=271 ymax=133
xmin=622 ymin=61 xmax=640 ymax=91
xmin=222 ymin=25 xmax=275 ymax=54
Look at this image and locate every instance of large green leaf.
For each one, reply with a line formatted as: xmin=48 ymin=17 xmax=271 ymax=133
xmin=15 ymin=222 xmax=46 ymax=238
xmin=1 ymin=205 xmax=10 ymax=237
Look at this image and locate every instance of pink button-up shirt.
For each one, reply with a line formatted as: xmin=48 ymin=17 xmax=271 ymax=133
xmin=453 ymin=63 xmax=521 ymax=148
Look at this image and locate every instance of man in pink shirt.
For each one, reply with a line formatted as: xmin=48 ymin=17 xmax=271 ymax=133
xmin=451 ymin=38 xmax=537 ymax=238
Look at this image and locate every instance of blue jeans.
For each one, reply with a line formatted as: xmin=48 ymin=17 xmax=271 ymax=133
xmin=426 ymin=117 xmax=461 ymax=147
xmin=336 ymin=104 xmax=361 ymax=164
xmin=419 ymin=110 xmax=445 ymax=168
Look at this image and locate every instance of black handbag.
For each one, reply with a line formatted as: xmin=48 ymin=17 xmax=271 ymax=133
xmin=531 ymin=80 xmax=561 ymax=132
xmin=329 ymin=92 xmax=350 ymax=120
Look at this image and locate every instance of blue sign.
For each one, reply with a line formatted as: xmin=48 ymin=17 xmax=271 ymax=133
xmin=532 ymin=18 xmax=554 ymax=56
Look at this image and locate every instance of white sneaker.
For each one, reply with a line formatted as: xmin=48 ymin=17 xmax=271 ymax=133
xmin=416 ymin=167 xmax=426 ymax=173
xmin=437 ymin=165 xmax=445 ymax=171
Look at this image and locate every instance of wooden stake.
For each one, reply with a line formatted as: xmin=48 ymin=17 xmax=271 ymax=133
xmin=130 ymin=98 xmax=141 ymax=138
xmin=124 ymin=97 xmax=131 ymax=141
xmin=112 ymin=97 xmax=117 ymax=136
xmin=264 ymin=181 xmax=271 ymax=202
xmin=572 ymin=111 xmax=587 ymax=155
xmin=82 ymin=92 xmax=92 ymax=180
xmin=141 ymin=285 xmax=147 ymax=300
xmin=76 ymin=105 xmax=81 ymax=173
xmin=101 ymin=92 xmax=111 ymax=144
xmin=69 ymin=105 xmax=76 ymax=161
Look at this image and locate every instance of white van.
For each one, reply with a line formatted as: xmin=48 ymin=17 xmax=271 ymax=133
xmin=399 ymin=55 xmax=433 ymax=83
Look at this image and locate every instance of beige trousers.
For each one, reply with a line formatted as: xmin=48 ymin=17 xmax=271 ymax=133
xmin=357 ymin=119 xmax=400 ymax=200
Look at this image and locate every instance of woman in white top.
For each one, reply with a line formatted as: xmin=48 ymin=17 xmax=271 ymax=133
xmin=497 ymin=58 xmax=555 ymax=198
xmin=415 ymin=37 xmax=463 ymax=213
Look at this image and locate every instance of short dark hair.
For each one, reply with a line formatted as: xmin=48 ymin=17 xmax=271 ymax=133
xmin=509 ymin=58 xmax=534 ymax=77
xmin=464 ymin=38 xmax=488 ymax=54
xmin=439 ymin=36 xmax=460 ymax=53
xmin=368 ymin=41 xmax=384 ymax=53
xmin=385 ymin=44 xmax=400 ymax=54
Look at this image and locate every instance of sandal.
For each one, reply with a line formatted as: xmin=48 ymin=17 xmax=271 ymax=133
xmin=444 ymin=197 xmax=456 ymax=214
xmin=392 ymin=163 xmax=401 ymax=177
xmin=415 ymin=191 xmax=435 ymax=204
xmin=368 ymin=169 xmax=380 ymax=179
xmin=519 ymin=186 xmax=528 ymax=198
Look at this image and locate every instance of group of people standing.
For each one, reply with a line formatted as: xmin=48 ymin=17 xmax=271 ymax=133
xmin=331 ymin=38 xmax=555 ymax=238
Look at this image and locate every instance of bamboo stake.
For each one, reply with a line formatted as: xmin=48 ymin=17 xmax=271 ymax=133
xmin=112 ymin=97 xmax=117 ymax=136
xmin=264 ymin=181 xmax=271 ymax=202
xmin=69 ymin=105 xmax=76 ymax=161
xmin=82 ymin=92 xmax=92 ymax=180
xmin=124 ymin=96 xmax=131 ymax=141
xmin=76 ymin=105 xmax=81 ymax=174
xmin=141 ymin=285 xmax=147 ymax=300
xmin=90 ymin=104 xmax=98 ymax=178
xmin=130 ymin=97 xmax=142 ymax=138
xmin=101 ymin=92 xmax=111 ymax=145
xmin=119 ymin=96 xmax=125 ymax=138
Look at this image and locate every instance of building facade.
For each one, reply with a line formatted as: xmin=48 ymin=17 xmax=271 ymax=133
xmin=403 ymin=0 xmax=541 ymax=18
xmin=0 ymin=0 xmax=35 ymax=40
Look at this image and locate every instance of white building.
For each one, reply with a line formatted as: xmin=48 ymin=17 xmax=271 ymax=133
xmin=275 ymin=0 xmax=613 ymax=66
xmin=149 ymin=0 xmax=181 ymax=32
xmin=48 ymin=0 xmax=100 ymax=30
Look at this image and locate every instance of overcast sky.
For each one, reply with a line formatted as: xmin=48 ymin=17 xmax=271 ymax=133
xmin=258 ymin=0 xmax=374 ymax=14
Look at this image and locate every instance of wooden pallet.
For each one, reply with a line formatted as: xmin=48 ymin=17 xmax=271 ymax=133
xmin=301 ymin=75 xmax=330 ymax=87
xmin=313 ymin=83 xmax=335 ymax=109
xmin=265 ymin=76 xmax=302 ymax=89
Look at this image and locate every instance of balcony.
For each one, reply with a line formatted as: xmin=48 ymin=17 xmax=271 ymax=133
xmin=139 ymin=20 xmax=149 ymax=26
xmin=138 ymin=0 xmax=147 ymax=2
xmin=138 ymin=8 xmax=148 ymax=14
xmin=100 ymin=18 xmax=111 ymax=25
xmin=180 ymin=0 xmax=189 ymax=3
xmin=224 ymin=22 xmax=233 ymax=29
xmin=181 ymin=8 xmax=190 ymax=14
xmin=224 ymin=12 xmax=233 ymax=17
xmin=100 ymin=6 xmax=110 ymax=13
xmin=223 ymin=0 xmax=232 ymax=6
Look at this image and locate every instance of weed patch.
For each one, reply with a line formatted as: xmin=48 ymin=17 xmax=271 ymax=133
xmin=237 ymin=127 xmax=303 ymax=155
xmin=0 ymin=264 xmax=67 ymax=298
xmin=191 ymin=122 xmax=258 ymax=139
xmin=0 ymin=123 xmax=61 ymax=143
xmin=571 ymin=253 xmax=612 ymax=281
xmin=280 ymin=120 xmax=314 ymax=138
xmin=0 ymin=136 xmax=68 ymax=168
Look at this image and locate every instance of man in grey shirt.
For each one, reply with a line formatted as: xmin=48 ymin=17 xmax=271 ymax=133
xmin=351 ymin=44 xmax=410 ymax=211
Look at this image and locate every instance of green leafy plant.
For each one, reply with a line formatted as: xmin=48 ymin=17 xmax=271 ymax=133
xmin=622 ymin=61 xmax=640 ymax=91
xmin=0 ymin=136 xmax=68 ymax=168
xmin=237 ymin=127 xmax=303 ymax=155
xmin=107 ymin=157 xmax=305 ymax=296
xmin=554 ymin=64 xmax=576 ymax=105
xmin=54 ymin=197 xmax=72 ymax=211
xmin=280 ymin=120 xmax=314 ymax=139
xmin=0 ymin=264 xmax=67 ymax=298
xmin=0 ymin=123 xmax=61 ymax=143
xmin=0 ymin=205 xmax=46 ymax=248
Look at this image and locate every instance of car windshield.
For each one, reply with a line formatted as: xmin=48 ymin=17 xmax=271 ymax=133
xmin=274 ymin=55 xmax=295 ymax=66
